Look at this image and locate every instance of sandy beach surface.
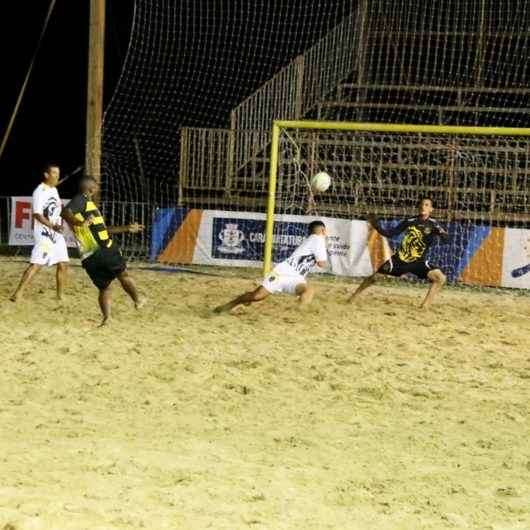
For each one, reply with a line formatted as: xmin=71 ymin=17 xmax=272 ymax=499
xmin=1 ymin=258 xmax=529 ymax=530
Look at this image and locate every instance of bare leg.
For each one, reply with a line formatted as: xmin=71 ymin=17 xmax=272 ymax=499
xmin=56 ymin=262 xmax=68 ymax=301
xmin=98 ymin=287 xmax=112 ymax=326
xmin=420 ymin=269 xmax=446 ymax=309
xmin=214 ymin=286 xmax=270 ymax=314
xmin=296 ymin=283 xmax=314 ymax=307
xmin=348 ymin=273 xmax=378 ymax=303
xmin=117 ymin=271 xmax=146 ymax=308
xmin=10 ymin=264 xmax=42 ymax=302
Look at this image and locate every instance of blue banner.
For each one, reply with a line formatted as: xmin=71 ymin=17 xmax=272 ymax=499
xmin=212 ymin=216 xmax=308 ymax=263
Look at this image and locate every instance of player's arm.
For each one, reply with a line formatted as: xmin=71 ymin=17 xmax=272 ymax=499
xmin=108 ymin=223 xmax=145 ymax=235
xmin=367 ymin=214 xmax=409 ymax=238
xmin=314 ymin=236 xmax=328 ymax=269
xmin=434 ymin=222 xmax=450 ymax=242
xmin=33 ymin=212 xmax=62 ymax=232
xmin=61 ymin=208 xmax=83 ymax=227
xmin=61 ymin=206 xmax=92 ymax=229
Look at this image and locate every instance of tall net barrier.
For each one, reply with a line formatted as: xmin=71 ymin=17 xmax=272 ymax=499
xmin=101 ymin=0 xmax=353 ymax=201
xmin=101 ymin=0 xmax=353 ymax=257
xmin=101 ymin=0 xmax=530 ymax=285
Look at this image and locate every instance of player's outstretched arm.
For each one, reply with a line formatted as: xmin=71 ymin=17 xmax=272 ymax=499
xmin=367 ymin=214 xmax=408 ymax=238
xmin=108 ymin=223 xmax=145 ymax=235
xmin=436 ymin=224 xmax=450 ymax=242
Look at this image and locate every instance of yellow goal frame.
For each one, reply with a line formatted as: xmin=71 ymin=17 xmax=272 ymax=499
xmin=263 ymin=120 xmax=530 ymax=275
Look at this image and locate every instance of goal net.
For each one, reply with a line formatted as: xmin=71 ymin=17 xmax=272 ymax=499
xmin=265 ymin=121 xmax=530 ymax=288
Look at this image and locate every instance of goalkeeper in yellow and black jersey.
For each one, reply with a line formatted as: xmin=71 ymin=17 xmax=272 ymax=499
xmin=349 ymin=197 xmax=449 ymax=308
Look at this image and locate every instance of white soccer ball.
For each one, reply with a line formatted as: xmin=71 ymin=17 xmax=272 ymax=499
xmin=311 ymin=171 xmax=331 ymax=193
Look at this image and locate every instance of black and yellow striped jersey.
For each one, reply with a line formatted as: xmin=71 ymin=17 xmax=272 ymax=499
xmin=66 ymin=194 xmax=113 ymax=259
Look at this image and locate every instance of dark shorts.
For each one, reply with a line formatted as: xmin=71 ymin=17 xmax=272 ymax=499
xmin=82 ymin=247 xmax=127 ymax=289
xmin=377 ymin=255 xmax=441 ymax=280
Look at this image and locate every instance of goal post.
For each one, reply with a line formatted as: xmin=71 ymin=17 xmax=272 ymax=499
xmin=263 ymin=120 xmax=530 ymax=279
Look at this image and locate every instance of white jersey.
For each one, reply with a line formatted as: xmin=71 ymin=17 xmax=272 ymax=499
xmin=29 ymin=182 xmax=68 ymax=266
xmin=32 ymin=183 xmax=62 ymax=244
xmin=261 ymin=234 xmax=327 ymax=295
xmin=275 ymin=234 xmax=328 ymax=278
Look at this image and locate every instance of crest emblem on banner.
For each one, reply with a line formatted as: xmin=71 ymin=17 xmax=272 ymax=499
xmin=218 ymin=223 xmax=245 ymax=254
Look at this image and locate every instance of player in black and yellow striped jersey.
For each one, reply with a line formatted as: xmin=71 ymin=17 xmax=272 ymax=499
xmin=62 ymin=176 xmax=146 ymax=325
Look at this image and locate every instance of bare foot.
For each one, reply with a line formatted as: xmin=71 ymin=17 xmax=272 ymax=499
xmin=9 ymin=293 xmax=21 ymax=303
xmin=419 ymin=303 xmax=438 ymax=312
xmin=135 ymin=297 xmax=147 ymax=310
xmin=213 ymin=303 xmax=232 ymax=314
xmin=347 ymin=292 xmax=359 ymax=303
xmin=99 ymin=317 xmax=111 ymax=327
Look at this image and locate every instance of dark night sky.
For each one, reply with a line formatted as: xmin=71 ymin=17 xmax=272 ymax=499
xmin=1 ymin=1 xmax=351 ymax=201
xmin=0 ymin=1 xmax=132 ymax=198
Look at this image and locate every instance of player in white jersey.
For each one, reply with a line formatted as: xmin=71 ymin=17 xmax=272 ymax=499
xmin=10 ymin=164 xmax=69 ymax=302
xmin=214 ymin=220 xmax=328 ymax=313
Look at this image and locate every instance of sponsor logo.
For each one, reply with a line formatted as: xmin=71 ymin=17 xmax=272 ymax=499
xmin=212 ymin=217 xmax=306 ymax=261
xmin=217 ymin=223 xmax=245 ymax=254
xmin=15 ymin=201 xmax=32 ymax=228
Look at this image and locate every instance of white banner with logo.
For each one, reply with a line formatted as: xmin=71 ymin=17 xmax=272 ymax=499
xmin=191 ymin=210 xmax=372 ymax=276
xmin=501 ymin=228 xmax=530 ymax=289
xmin=9 ymin=196 xmax=77 ymax=247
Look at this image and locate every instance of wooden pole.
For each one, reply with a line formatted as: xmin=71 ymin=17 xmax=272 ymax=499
xmin=86 ymin=0 xmax=106 ymax=201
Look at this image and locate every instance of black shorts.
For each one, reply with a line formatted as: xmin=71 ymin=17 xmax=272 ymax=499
xmin=377 ymin=255 xmax=440 ymax=280
xmin=82 ymin=247 xmax=127 ymax=289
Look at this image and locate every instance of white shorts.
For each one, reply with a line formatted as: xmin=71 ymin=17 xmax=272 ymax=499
xmin=30 ymin=235 xmax=69 ymax=266
xmin=261 ymin=269 xmax=306 ymax=295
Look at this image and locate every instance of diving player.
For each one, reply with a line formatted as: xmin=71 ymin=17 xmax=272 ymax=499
xmin=214 ymin=220 xmax=328 ymax=313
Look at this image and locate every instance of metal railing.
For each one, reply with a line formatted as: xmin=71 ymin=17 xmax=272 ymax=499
xmin=180 ymin=128 xmax=272 ymax=198
xmin=179 ymin=131 xmax=530 ymax=226
xmin=179 ymin=128 xmax=232 ymax=193
xmin=229 ymin=10 xmax=359 ymax=168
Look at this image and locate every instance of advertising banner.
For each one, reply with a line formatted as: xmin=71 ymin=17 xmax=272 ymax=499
xmin=154 ymin=208 xmax=372 ymax=277
xmin=150 ymin=207 xmax=530 ymax=289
